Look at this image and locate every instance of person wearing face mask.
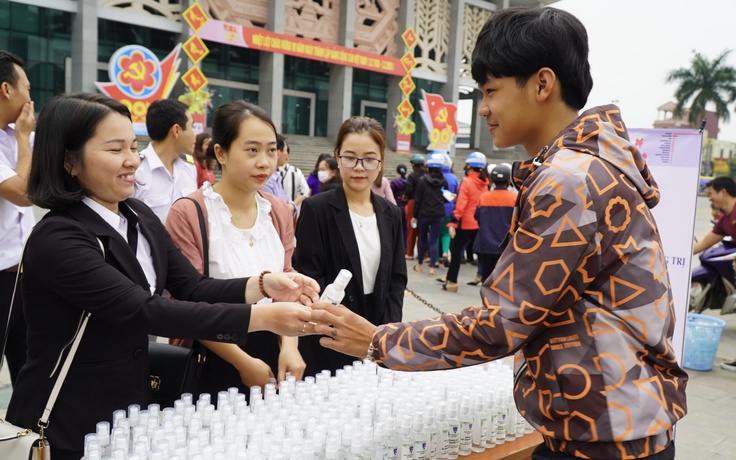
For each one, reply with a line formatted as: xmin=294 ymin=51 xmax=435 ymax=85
xmin=293 ymin=116 xmax=406 ymax=377
xmin=307 ymin=153 xmax=331 ymax=196
xmin=317 ymin=156 xmax=342 ymax=192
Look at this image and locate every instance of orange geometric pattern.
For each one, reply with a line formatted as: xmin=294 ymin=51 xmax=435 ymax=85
xmin=372 ymin=105 xmax=687 ymax=459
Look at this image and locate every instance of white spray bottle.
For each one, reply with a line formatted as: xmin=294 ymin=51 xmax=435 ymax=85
xmin=319 ymin=269 xmax=353 ymax=305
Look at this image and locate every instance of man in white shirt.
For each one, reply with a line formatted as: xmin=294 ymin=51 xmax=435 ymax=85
xmin=277 ymin=136 xmax=309 ymax=209
xmin=133 ymin=99 xmax=197 ymax=223
xmin=0 ymin=50 xmax=35 ymax=384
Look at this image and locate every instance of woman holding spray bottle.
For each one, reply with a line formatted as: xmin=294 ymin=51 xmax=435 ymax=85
xmin=293 ymin=116 xmax=407 ymax=377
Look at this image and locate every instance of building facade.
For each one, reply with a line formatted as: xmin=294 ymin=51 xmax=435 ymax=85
xmin=1 ymin=0 xmax=553 ymax=151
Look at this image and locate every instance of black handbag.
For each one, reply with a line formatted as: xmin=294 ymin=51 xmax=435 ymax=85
xmin=147 ymin=341 xmax=206 ymax=408
xmin=147 ymin=196 xmax=210 ymax=408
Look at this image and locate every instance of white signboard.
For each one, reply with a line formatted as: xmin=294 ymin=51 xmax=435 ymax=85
xmin=629 ymin=128 xmax=703 ymax=360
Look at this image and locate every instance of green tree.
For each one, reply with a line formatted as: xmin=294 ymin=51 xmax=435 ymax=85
xmin=666 ymin=50 xmax=736 ymax=124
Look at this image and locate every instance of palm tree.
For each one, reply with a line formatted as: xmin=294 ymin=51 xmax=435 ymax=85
xmin=666 ymin=50 xmax=736 ymax=124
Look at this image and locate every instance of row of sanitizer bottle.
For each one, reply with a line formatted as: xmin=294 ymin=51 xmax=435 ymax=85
xmin=82 ymin=271 xmax=534 ymax=460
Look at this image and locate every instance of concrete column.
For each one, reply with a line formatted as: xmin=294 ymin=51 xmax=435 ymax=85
xmin=386 ymin=0 xmax=414 ymax=151
xmin=327 ymin=0 xmax=356 ymax=140
xmin=71 ymin=0 xmax=98 ymax=92
xmin=439 ymin=0 xmax=464 ymax=158
xmin=259 ymin=0 xmax=285 ymax=132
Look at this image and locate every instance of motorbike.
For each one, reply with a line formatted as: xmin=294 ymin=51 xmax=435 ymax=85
xmin=690 ymin=237 xmax=736 ymax=314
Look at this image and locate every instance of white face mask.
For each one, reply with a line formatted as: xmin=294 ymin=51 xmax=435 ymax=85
xmin=318 ymin=170 xmax=332 ymax=183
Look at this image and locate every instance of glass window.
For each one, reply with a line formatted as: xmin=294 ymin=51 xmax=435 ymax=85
xmin=283 ymin=56 xmax=329 ymax=137
xmin=1 ymin=4 xmax=71 ymax=109
xmin=209 ymin=85 xmax=258 ymax=116
xmin=282 ymin=95 xmax=312 ymax=136
xmin=351 ymin=68 xmax=388 ymax=119
xmin=201 ymin=41 xmax=259 ymax=84
xmin=98 ymin=19 xmax=178 ymax=63
xmin=0 ymin=2 xmax=9 ymax=31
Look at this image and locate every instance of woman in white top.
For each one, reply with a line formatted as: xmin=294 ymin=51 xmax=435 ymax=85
xmin=293 ymin=116 xmax=407 ymax=376
xmin=166 ymin=100 xmax=305 ymax=394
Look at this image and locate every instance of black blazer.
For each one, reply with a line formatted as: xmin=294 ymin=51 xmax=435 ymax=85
xmin=293 ymin=186 xmax=407 ymax=376
xmin=6 ymin=199 xmax=251 ymax=453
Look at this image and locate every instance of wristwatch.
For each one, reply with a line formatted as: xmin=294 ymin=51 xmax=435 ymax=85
xmin=365 ymin=342 xmax=375 ymax=362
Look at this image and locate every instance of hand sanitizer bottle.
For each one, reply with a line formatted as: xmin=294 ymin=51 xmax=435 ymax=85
xmin=458 ymin=395 xmax=473 ymax=456
xmin=412 ymin=412 xmax=428 ymax=460
xmin=383 ymin=417 xmax=400 ymax=460
xmin=435 ymin=402 xmax=450 ymax=460
xmin=319 ymin=270 xmax=353 ymax=305
xmin=446 ymin=400 xmax=460 ymax=460
xmin=399 ymin=414 xmax=414 ymax=460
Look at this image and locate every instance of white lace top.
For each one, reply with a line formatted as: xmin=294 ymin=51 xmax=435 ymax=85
xmin=202 ymin=183 xmax=285 ymax=283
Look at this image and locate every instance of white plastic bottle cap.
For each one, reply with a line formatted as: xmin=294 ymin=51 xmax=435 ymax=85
xmin=335 ymin=269 xmax=353 ymax=289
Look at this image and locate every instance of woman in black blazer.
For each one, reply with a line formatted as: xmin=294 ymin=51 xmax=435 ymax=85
xmin=5 ymin=93 xmax=319 ymax=460
xmin=294 ymin=116 xmax=407 ymax=376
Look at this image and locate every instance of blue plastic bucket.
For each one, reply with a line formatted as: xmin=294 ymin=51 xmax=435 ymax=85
xmin=683 ymin=313 xmax=727 ymax=371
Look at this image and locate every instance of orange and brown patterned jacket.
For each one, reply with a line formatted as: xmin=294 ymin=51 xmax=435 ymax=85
xmin=372 ymin=105 xmax=688 ymax=459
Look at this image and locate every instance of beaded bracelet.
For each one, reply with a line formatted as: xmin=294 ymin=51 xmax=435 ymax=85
xmin=258 ymin=270 xmax=271 ymax=298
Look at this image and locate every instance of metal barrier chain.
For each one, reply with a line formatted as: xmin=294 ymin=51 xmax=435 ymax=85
xmin=404 ymin=288 xmax=446 ymax=315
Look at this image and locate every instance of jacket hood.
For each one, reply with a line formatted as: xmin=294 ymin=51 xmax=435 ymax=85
xmin=423 ymin=174 xmax=446 ymax=187
xmin=512 ymin=105 xmax=661 ymax=209
xmin=466 ymin=171 xmax=489 ymax=188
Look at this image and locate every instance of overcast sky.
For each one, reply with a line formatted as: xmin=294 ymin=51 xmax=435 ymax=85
xmin=554 ymin=0 xmax=736 ymax=141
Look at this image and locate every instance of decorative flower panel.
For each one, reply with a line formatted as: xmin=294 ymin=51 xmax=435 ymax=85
xmin=285 ymin=0 xmax=340 ymax=44
xmin=354 ymin=0 xmax=399 ymax=57
xmin=98 ymin=0 xmax=183 ymax=21
xmin=413 ymin=0 xmax=450 ymax=75
xmin=200 ymin=0 xmax=269 ymax=28
xmin=461 ymin=3 xmax=492 ymax=80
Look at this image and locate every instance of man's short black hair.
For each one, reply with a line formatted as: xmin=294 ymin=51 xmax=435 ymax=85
xmin=277 ymin=133 xmax=286 ymax=151
xmin=471 ymin=7 xmax=593 ymax=110
xmin=0 ymin=50 xmax=24 ymax=87
xmin=145 ymin=99 xmax=189 ymax=141
xmin=708 ymin=176 xmax=736 ymax=197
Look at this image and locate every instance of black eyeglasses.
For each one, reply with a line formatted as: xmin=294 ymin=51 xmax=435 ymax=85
xmin=338 ymin=155 xmax=382 ymax=171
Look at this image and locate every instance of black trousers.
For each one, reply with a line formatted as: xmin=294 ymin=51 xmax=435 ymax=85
xmin=477 ymin=253 xmax=501 ymax=284
xmin=532 ymin=441 xmax=675 ymax=460
xmin=447 ymin=228 xmax=477 ymax=283
xmin=0 ymin=270 xmax=27 ymax=385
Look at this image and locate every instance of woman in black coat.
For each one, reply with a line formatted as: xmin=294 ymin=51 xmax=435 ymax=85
xmin=5 ymin=93 xmax=320 ymax=459
xmin=293 ymin=117 xmax=407 ymax=377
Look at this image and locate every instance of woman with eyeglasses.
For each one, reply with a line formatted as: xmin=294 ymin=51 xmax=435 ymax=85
xmin=293 ymin=116 xmax=407 ymax=376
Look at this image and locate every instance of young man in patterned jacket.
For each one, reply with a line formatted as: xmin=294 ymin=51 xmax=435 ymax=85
xmin=310 ymin=6 xmax=687 ymax=460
